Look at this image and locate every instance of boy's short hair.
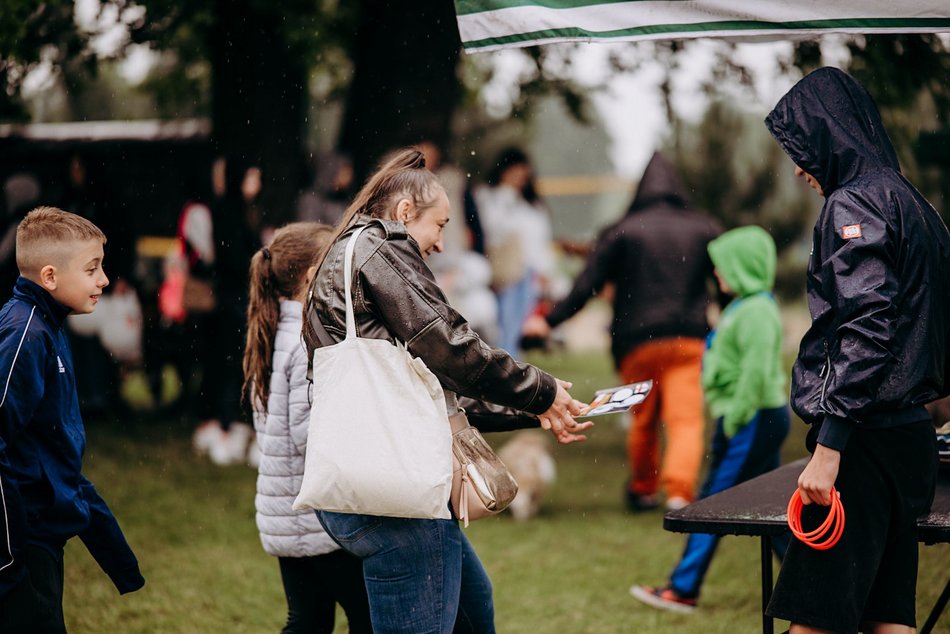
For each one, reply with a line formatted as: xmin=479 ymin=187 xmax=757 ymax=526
xmin=16 ymin=206 xmax=107 ymax=276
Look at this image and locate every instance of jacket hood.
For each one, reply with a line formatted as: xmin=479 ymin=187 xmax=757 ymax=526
xmin=764 ymin=67 xmax=899 ymax=195
xmin=707 ymin=226 xmax=776 ymax=298
xmin=627 ymin=151 xmax=689 ymax=214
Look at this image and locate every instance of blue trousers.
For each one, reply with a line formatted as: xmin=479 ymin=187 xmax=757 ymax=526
xmin=495 ymin=275 xmax=537 ymax=357
xmin=317 ymin=511 xmax=495 ymax=634
xmin=669 ymin=407 xmax=791 ymax=598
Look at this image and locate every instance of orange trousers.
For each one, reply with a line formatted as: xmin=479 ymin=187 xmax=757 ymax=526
xmin=619 ymin=337 xmax=705 ymax=502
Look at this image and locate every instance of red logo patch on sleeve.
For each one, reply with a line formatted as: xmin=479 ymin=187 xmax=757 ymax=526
xmin=841 ymin=224 xmax=862 ymax=239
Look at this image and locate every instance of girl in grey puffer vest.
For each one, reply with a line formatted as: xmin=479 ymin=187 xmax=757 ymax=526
xmin=244 ymin=223 xmax=371 ymax=633
xmin=254 ymin=298 xmax=335 ymax=556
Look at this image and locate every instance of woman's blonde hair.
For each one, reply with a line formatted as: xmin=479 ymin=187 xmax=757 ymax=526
xmin=243 ymin=222 xmax=333 ymax=412
xmin=302 ymin=148 xmax=443 ymax=352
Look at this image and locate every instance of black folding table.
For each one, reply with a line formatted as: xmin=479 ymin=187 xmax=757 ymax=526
xmin=663 ymin=457 xmax=950 ymax=634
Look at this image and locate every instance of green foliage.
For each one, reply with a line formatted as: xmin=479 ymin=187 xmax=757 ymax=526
xmin=128 ymin=0 xmax=355 ymax=78
xmin=509 ymin=46 xmax=593 ymax=125
xmin=845 ymin=35 xmax=950 ymax=120
xmin=788 ymin=35 xmax=950 ymax=216
xmin=0 ymin=0 xmax=80 ymax=119
xmin=664 ymin=100 xmax=816 ymax=298
xmin=136 ymin=53 xmax=210 ymax=119
xmin=0 ymin=1 xmax=75 ymax=64
xmin=121 ymin=0 xmax=356 ymax=121
xmin=0 ymin=0 xmax=357 ymax=123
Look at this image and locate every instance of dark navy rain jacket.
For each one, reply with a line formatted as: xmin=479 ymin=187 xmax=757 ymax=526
xmin=765 ymin=67 xmax=950 ymax=451
xmin=0 ymin=277 xmax=143 ymax=597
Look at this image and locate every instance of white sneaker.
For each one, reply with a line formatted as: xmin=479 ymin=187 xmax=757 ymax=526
xmin=209 ymin=422 xmax=253 ymax=466
xmin=666 ymin=496 xmax=691 ymax=511
xmin=630 ymin=585 xmax=697 ymax=614
xmin=192 ymin=421 xmax=224 ymax=456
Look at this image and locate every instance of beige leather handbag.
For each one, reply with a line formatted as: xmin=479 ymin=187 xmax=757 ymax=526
xmin=449 ymin=411 xmax=519 ymax=527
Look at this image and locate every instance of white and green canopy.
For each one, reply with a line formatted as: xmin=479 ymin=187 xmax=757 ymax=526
xmin=454 ymin=0 xmax=950 ymax=53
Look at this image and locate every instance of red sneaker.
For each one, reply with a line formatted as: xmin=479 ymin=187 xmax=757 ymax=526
xmin=630 ymin=585 xmax=697 ymax=614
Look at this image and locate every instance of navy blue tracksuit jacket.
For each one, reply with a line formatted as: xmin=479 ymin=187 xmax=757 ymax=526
xmin=0 ymin=277 xmax=143 ymax=597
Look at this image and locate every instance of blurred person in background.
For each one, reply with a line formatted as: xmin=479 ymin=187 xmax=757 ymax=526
xmin=523 ymin=151 xmax=722 ymax=511
xmin=192 ymin=156 xmax=262 ymax=466
xmin=295 ymin=151 xmax=354 ymax=227
xmin=61 ymin=153 xmax=134 ymax=417
xmin=0 ymin=173 xmax=41 ymax=300
xmin=476 ymin=147 xmax=555 ymax=357
xmin=154 ymin=161 xmax=219 ymax=416
xmin=419 ymin=140 xmax=499 ymax=344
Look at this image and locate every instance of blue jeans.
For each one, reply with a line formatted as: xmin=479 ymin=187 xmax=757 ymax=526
xmin=496 ymin=275 xmax=537 ymax=357
xmin=316 ymin=511 xmax=495 ymax=634
xmin=669 ymin=407 xmax=791 ymax=598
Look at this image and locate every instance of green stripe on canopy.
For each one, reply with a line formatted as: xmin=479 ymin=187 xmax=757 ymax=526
xmin=454 ymin=1 xmax=950 ymax=52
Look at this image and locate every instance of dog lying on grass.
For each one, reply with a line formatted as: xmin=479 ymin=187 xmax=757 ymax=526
xmin=497 ymin=430 xmax=556 ymax=521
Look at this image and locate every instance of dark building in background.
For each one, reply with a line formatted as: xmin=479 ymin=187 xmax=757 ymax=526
xmin=0 ymin=119 xmax=212 ymax=237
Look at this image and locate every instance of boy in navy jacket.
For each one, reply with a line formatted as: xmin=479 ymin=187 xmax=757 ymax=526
xmin=0 ymin=207 xmax=144 ymax=632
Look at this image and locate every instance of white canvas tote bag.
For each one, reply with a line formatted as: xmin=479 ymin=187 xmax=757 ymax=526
xmin=293 ymin=225 xmax=454 ymax=519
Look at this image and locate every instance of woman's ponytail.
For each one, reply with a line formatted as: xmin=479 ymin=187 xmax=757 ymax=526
xmin=311 ymin=147 xmax=441 ymax=271
xmin=303 ymin=147 xmax=442 ymax=353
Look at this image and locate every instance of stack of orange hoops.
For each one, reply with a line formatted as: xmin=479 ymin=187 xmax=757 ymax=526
xmin=786 ymin=487 xmax=845 ymax=550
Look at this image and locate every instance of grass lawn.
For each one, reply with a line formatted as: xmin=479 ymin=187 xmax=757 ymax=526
xmin=64 ymin=350 xmax=950 ymax=633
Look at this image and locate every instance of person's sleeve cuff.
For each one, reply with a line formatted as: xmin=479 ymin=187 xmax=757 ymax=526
xmin=526 ymin=370 xmax=558 ymax=415
xmin=110 ymin=565 xmax=145 ymax=595
xmin=816 ymin=415 xmax=852 ymax=451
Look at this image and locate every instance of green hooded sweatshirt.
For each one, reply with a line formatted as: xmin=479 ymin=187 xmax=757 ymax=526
xmin=703 ymin=226 xmax=787 ymax=437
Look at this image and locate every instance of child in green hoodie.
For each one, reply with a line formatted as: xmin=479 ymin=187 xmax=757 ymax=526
xmin=631 ymin=225 xmax=790 ymax=613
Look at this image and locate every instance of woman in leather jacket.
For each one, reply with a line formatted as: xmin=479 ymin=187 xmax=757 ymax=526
xmin=303 ymin=148 xmax=590 ymax=633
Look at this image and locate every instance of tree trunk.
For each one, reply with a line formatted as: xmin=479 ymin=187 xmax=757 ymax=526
xmin=340 ymin=0 xmax=462 ymax=183
xmin=210 ymin=0 xmax=306 ymax=227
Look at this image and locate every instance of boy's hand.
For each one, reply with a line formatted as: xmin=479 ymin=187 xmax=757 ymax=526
xmin=797 ymin=443 xmax=841 ymax=506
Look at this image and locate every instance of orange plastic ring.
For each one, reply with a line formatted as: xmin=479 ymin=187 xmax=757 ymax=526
xmin=787 ymin=487 xmax=845 ymax=550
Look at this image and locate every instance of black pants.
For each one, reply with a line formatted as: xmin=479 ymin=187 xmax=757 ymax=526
xmin=202 ymin=304 xmax=246 ymax=427
xmin=0 ymin=546 xmax=66 ymax=634
xmin=278 ymin=549 xmax=372 ymax=634
xmin=768 ymin=420 xmax=938 ymax=633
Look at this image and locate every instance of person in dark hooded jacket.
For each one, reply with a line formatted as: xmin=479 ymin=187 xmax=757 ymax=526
xmin=764 ymin=67 xmax=950 ymax=634
xmin=523 ymin=151 xmax=722 ymax=511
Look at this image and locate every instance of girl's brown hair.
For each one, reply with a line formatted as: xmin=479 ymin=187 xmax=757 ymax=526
xmin=243 ymin=222 xmax=333 ymax=412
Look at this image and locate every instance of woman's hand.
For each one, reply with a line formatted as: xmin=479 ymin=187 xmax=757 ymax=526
xmin=538 ymin=379 xmax=592 ymax=444
xmin=797 ymin=444 xmax=841 ymax=506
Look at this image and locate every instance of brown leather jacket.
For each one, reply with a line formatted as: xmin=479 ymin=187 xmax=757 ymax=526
xmin=304 ymin=216 xmax=557 ymax=432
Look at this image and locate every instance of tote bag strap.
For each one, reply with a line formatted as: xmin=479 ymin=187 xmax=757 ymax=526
xmin=341 ymin=224 xmax=408 ymax=351
xmin=342 ymin=225 xmax=368 ymax=340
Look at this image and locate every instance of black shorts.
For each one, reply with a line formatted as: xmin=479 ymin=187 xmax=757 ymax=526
xmin=767 ymin=419 xmax=937 ymax=633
